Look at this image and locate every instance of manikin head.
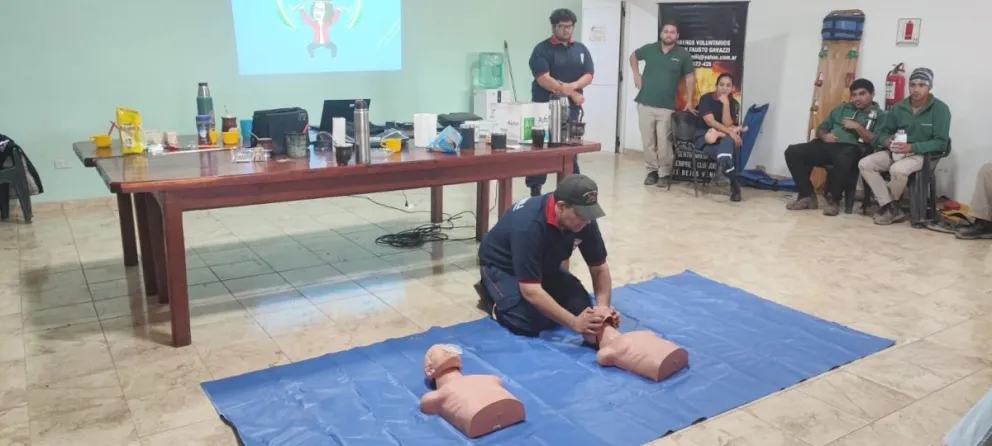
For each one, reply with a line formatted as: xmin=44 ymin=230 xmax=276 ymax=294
xmin=715 ymin=73 xmax=735 ymax=99
xmin=909 ymin=67 xmax=933 ymax=103
xmin=312 ymin=1 xmax=326 ymax=21
xmin=660 ymin=22 xmax=679 ymax=46
xmin=553 ymin=174 xmax=606 ymax=233
xmin=848 ymin=78 xmax=875 ymax=110
xmin=550 ymin=8 xmax=577 ymax=42
xmin=424 ymin=344 xmax=463 ymax=380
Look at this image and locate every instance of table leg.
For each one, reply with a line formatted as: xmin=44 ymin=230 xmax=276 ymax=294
xmin=430 ymin=186 xmax=443 ymax=223
xmin=557 ymin=155 xmax=575 ymax=185
xmin=134 ymin=194 xmax=158 ymax=297
xmin=161 ymin=196 xmax=191 ymax=347
xmin=116 ymin=193 xmax=138 ymax=266
xmin=145 ymin=195 xmax=169 ymax=304
xmin=475 ymin=181 xmax=490 ymax=241
xmin=497 ymin=178 xmax=513 ymax=219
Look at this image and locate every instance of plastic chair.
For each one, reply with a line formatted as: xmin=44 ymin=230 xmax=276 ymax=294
xmin=861 ymin=139 xmax=951 ymax=228
xmin=0 ymin=143 xmax=34 ymax=223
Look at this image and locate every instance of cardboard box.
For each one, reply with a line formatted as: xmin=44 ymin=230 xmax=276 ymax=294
xmin=473 ymin=89 xmax=513 ymax=121
xmin=492 ymin=102 xmax=550 ymax=143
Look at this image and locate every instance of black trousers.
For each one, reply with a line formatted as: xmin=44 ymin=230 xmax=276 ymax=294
xmin=480 ymin=265 xmax=592 ymax=337
xmin=785 ymin=140 xmax=861 ymax=200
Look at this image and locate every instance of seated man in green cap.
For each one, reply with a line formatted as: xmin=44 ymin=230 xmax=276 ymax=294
xmin=475 ymin=174 xmax=617 ymax=338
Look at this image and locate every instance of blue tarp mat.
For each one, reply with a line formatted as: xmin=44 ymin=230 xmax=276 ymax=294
xmin=201 ymin=270 xmax=894 ymax=446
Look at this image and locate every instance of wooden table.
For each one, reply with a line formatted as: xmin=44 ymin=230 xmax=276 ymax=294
xmin=74 ymin=135 xmax=223 ymax=267
xmin=90 ymin=143 xmax=599 ymax=346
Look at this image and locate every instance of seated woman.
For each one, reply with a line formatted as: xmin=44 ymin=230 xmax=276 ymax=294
xmin=695 ymin=73 xmax=746 ymax=202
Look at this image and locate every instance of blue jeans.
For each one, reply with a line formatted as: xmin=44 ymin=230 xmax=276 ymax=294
xmin=526 ymin=106 xmax=583 ymax=190
xmin=694 ymin=130 xmax=737 ymax=175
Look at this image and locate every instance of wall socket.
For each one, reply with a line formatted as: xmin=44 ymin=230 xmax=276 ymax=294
xmin=53 ymin=159 xmax=71 ymax=169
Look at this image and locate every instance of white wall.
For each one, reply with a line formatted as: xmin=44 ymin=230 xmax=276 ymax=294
xmin=613 ymin=0 xmax=990 ymax=203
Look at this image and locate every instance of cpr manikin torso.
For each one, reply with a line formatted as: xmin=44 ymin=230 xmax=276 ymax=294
xmin=584 ymin=308 xmax=689 ymax=382
xmin=419 ymin=344 xmax=525 ymax=438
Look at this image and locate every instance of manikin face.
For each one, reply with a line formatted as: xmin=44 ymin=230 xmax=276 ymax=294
xmin=660 ymin=25 xmax=679 ymax=46
xmin=424 ymin=344 xmax=462 ymax=379
xmin=715 ymin=76 xmax=734 ymax=97
xmin=909 ymin=79 xmax=930 ymax=102
xmin=554 ymin=21 xmax=574 ymax=42
xmin=313 ymin=2 xmax=326 ymax=21
xmin=555 ymin=202 xmax=591 ymax=233
xmin=849 ymin=87 xmax=873 ymax=109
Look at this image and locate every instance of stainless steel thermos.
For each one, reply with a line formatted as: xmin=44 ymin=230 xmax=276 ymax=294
xmin=354 ymin=100 xmax=371 ymax=164
xmin=548 ymin=94 xmax=569 ymax=147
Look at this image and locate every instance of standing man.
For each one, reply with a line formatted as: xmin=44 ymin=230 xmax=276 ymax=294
xmin=630 ymin=21 xmax=696 ymax=186
xmin=859 ymin=67 xmax=951 ymax=225
xmin=526 ymin=8 xmax=595 ymax=197
xmin=476 ymin=174 xmax=618 ymax=338
xmin=783 ymin=79 xmax=883 ymax=215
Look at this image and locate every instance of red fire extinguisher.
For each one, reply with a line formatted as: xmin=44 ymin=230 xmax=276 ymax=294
xmin=885 ymin=63 xmax=906 ymax=110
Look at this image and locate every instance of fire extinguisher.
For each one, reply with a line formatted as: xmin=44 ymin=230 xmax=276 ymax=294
xmin=885 ymin=63 xmax=906 ymax=110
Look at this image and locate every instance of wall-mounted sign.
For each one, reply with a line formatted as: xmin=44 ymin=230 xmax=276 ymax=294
xmin=896 ymin=18 xmax=921 ymax=47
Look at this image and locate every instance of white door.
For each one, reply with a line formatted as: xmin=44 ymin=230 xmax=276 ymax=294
xmin=581 ymin=0 xmax=622 ymax=152
xmin=619 ymin=0 xmax=658 ymax=151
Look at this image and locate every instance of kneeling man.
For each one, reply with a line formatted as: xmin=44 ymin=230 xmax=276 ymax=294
xmin=477 ymin=174 xmax=616 ymax=338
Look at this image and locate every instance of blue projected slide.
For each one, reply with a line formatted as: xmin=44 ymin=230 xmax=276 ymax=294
xmin=231 ymin=0 xmax=402 ymax=76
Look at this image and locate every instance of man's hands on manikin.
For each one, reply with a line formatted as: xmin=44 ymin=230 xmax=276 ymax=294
xmin=571 ymin=308 xmax=606 ymax=336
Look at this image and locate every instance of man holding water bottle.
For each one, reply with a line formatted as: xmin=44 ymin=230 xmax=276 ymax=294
xmin=858 ymin=67 xmax=952 ymax=225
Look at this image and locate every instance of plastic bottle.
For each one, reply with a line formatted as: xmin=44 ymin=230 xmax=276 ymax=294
xmin=892 ymin=129 xmax=907 ymax=161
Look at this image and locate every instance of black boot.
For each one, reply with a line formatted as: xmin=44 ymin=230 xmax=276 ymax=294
xmin=729 ymin=177 xmax=742 ymax=202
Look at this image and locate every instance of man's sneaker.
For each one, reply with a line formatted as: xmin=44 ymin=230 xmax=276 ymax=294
xmin=873 ymin=204 xmax=905 ymax=225
xmin=654 ymin=174 xmax=672 ymax=187
xmin=956 ymin=220 xmax=992 ymax=240
xmin=822 ymin=201 xmax=840 ymax=216
xmin=786 ymin=196 xmax=818 ymax=210
xmin=644 ymin=171 xmax=659 ymax=185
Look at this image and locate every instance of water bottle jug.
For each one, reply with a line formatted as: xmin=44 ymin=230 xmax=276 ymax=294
xmin=474 ymin=53 xmax=504 ymax=89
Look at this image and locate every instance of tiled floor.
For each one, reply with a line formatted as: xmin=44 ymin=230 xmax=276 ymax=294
xmin=1 ymin=152 xmax=989 ymax=446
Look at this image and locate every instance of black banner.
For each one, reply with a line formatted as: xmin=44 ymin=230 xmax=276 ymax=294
xmin=659 ymin=1 xmax=750 ymax=110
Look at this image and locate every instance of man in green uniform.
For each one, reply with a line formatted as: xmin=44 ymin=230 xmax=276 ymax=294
xmin=859 ymin=67 xmax=952 ymax=225
xmin=629 ymin=21 xmax=696 ymax=186
xmin=784 ymin=79 xmax=883 ymax=216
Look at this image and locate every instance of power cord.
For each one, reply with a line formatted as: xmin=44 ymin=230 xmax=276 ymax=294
xmin=347 ymin=194 xmax=498 ymax=248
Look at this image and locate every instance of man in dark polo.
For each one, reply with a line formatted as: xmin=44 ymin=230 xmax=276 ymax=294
xmin=476 ymin=174 xmax=617 ymax=338
xmin=525 ymin=8 xmax=595 ymax=197
xmin=629 ymin=21 xmax=696 ymax=186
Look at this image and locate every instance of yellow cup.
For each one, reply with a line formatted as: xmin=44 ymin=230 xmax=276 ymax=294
xmin=222 ymin=131 xmax=240 ymax=147
xmin=91 ymin=134 xmax=112 ymax=149
xmin=209 ymin=130 xmax=218 ymax=145
xmin=380 ymin=138 xmax=403 ymax=152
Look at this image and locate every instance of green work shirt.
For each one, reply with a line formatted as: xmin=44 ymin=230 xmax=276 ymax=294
xmin=817 ymin=102 xmax=884 ymax=145
xmin=872 ymin=94 xmax=951 ymax=154
xmin=633 ymin=43 xmax=694 ymax=110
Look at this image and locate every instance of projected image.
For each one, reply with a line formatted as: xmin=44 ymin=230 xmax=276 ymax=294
xmin=231 ymin=0 xmax=402 ymax=76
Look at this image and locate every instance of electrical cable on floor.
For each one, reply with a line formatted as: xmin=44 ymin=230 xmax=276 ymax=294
xmin=347 ymin=194 xmax=497 ymax=249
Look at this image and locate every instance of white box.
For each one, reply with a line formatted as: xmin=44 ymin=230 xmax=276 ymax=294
xmin=492 ymin=102 xmax=550 ymax=143
xmin=473 ymin=89 xmax=514 ymax=121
